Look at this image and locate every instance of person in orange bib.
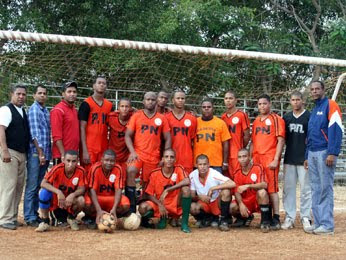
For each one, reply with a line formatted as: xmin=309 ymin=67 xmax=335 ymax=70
xmin=221 ymin=90 xmax=250 ymax=178
xmin=138 ymin=148 xmax=191 ymax=233
xmin=125 ymin=92 xmax=171 ymax=212
xmin=250 ymin=94 xmax=285 ymax=230
xmin=165 ymin=90 xmax=197 ymax=174
xmin=231 ymin=149 xmax=271 ymax=232
xmin=84 ymin=149 xmax=130 ymax=227
xmin=79 ymin=77 xmax=113 ymax=173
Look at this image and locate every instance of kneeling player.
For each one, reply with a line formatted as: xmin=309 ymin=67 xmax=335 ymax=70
xmin=84 ymin=149 xmax=130 ymax=227
xmin=35 ymin=150 xmax=85 ymax=232
xmin=230 ymin=149 xmax=271 ymax=232
xmin=189 ymin=154 xmax=235 ymax=231
xmin=138 ymin=149 xmax=191 ymax=233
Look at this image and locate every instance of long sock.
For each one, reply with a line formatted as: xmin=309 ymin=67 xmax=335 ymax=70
xmin=220 ymin=200 xmax=230 ymax=220
xmin=140 ymin=210 xmax=154 ymax=228
xmin=181 ymin=197 xmax=191 ymax=232
xmin=260 ymin=204 xmax=271 ymax=224
xmin=125 ymin=186 xmax=137 ymax=213
xmin=157 ymin=217 xmax=167 ymax=229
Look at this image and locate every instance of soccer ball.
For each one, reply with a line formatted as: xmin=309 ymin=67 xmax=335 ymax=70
xmin=98 ymin=213 xmax=116 ymax=233
xmin=123 ymin=213 xmax=141 ymax=231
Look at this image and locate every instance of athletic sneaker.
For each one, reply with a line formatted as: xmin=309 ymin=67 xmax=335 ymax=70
xmin=270 ymin=217 xmax=281 ymax=230
xmin=301 ymin=217 xmax=311 ymax=232
xmin=195 ymin=220 xmax=203 ymax=228
xmin=313 ymin=226 xmax=334 ymax=235
xmin=35 ymin=222 xmax=49 ymax=232
xmin=219 ymin=220 xmax=230 ymax=232
xmin=281 ymin=218 xmax=294 ymax=230
xmin=67 ymin=218 xmax=79 ymax=231
xmin=260 ymin=222 xmax=270 ymax=233
xmin=304 ymin=224 xmax=317 ymax=234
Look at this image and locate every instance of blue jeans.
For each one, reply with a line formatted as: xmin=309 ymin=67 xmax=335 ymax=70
xmin=308 ymin=150 xmax=336 ymax=231
xmin=24 ymin=153 xmax=49 ymax=222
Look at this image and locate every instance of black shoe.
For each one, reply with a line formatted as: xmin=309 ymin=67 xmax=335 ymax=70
xmin=26 ymin=220 xmax=40 ymax=227
xmin=270 ymin=217 xmax=281 ymax=230
xmin=231 ymin=217 xmax=246 ymax=228
xmin=202 ymin=215 xmax=213 ymax=227
xmin=0 ymin=223 xmax=17 ymax=230
xmin=244 ymin=214 xmax=254 ymax=227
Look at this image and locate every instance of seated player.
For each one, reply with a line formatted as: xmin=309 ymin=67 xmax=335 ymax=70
xmin=138 ymin=149 xmax=191 ymax=233
xmin=189 ymin=154 xmax=235 ymax=232
xmin=84 ymin=149 xmax=130 ymax=228
xmin=230 ymin=149 xmax=271 ymax=232
xmin=35 ymin=150 xmax=85 ymax=232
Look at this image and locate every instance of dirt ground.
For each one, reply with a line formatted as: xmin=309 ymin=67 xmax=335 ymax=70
xmin=1 ymin=185 xmax=346 ymax=260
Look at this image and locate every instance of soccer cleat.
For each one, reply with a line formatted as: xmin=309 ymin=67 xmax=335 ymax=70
xmin=26 ymin=220 xmax=40 ymax=227
xmin=313 ymin=226 xmax=334 ymax=235
xmin=270 ymin=217 xmax=281 ymax=230
xmin=35 ymin=222 xmax=49 ymax=232
xmin=219 ymin=220 xmax=230 ymax=232
xmin=301 ymin=217 xmax=311 ymax=232
xmin=244 ymin=214 xmax=254 ymax=227
xmin=281 ymin=218 xmax=294 ymax=230
xmin=231 ymin=217 xmax=246 ymax=228
xmin=67 ymin=218 xmax=79 ymax=231
xmin=260 ymin=222 xmax=270 ymax=233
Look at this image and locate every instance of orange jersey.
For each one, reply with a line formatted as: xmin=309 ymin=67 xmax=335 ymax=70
xmin=83 ymin=97 xmax=113 ymax=153
xmin=89 ymin=162 xmax=124 ymax=197
xmin=251 ymin=113 xmax=285 ymax=156
xmin=44 ymin=163 xmax=85 ymax=207
xmin=194 ymin=116 xmax=231 ymax=166
xmin=165 ymin=111 xmax=197 ymax=170
xmin=108 ymin=111 xmax=130 ymax=162
xmin=145 ymin=166 xmax=187 ymax=202
xmin=221 ymin=110 xmax=250 ymax=159
xmin=127 ymin=110 xmax=170 ymax=164
xmin=233 ymin=164 xmax=266 ymax=201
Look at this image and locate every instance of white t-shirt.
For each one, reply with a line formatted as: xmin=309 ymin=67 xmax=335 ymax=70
xmin=0 ymin=105 xmax=24 ymax=127
xmin=190 ymin=168 xmax=230 ymax=202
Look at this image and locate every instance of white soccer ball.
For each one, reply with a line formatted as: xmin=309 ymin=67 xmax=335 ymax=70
xmin=123 ymin=213 xmax=141 ymax=231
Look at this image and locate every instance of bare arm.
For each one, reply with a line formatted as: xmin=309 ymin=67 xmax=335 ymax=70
xmin=125 ymin=128 xmax=138 ymax=163
xmin=80 ymin=120 xmax=90 ymax=165
xmin=41 ymin=178 xmax=66 ymax=208
xmin=110 ymin=189 xmax=122 ymax=219
xmin=90 ymin=188 xmax=108 ymax=223
xmin=208 ymin=179 xmax=235 ymax=197
xmin=163 ymin=131 xmax=171 ymax=150
xmin=65 ymin=186 xmax=85 ymax=207
xmin=0 ymin=125 xmax=10 ymax=163
xmin=222 ymin=140 xmax=229 ymax=171
xmin=33 ymin=138 xmax=45 ymax=165
xmin=268 ymin=136 xmax=285 ymax=169
xmin=55 ymin=140 xmax=65 ymax=160
xmin=237 ymin=181 xmax=267 ymax=194
xmin=159 ymin=177 xmax=190 ymax=202
xmin=243 ymin=129 xmax=250 ymax=148
xmin=145 ymin=193 xmax=168 ymax=218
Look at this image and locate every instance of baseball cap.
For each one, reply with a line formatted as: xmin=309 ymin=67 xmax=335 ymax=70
xmin=62 ymin=81 xmax=78 ymax=91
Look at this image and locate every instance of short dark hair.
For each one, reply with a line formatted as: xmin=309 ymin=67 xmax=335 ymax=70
xmin=34 ymin=84 xmax=47 ymax=94
xmin=201 ymin=98 xmax=213 ymax=106
xmin=64 ymin=150 xmax=78 ymax=157
xmin=257 ymin=94 xmax=270 ymax=102
xmin=10 ymin=85 xmax=27 ymax=93
xmin=290 ymin=91 xmax=303 ymax=99
xmin=103 ymin=149 xmax=116 ymax=158
xmin=238 ymin=148 xmax=249 ymax=155
xmin=163 ymin=148 xmax=176 ymax=157
xmin=225 ymin=90 xmax=237 ymax=99
xmin=310 ymin=80 xmax=325 ymax=89
xmin=62 ymin=81 xmax=78 ymax=92
xmin=93 ymin=76 xmax=107 ymax=84
xmin=119 ymin=97 xmax=131 ymax=105
xmin=196 ymin=154 xmax=209 ymax=163
xmin=172 ymin=90 xmax=185 ymax=98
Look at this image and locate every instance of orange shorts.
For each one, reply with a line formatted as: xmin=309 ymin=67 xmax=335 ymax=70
xmin=85 ymin=194 xmax=130 ymax=212
xmin=146 ymin=200 xmax=182 ymax=218
xmin=253 ymin=154 xmax=279 ymax=194
xmin=232 ymin=195 xmax=259 ymax=214
xmin=198 ymin=199 xmax=220 ymax=216
xmin=228 ymin=158 xmax=240 ymax=179
xmin=127 ymin=158 xmax=158 ymax=183
xmin=117 ymin=160 xmax=128 ymax=187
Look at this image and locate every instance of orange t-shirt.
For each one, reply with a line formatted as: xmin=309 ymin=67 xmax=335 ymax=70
xmin=165 ymin=111 xmax=197 ymax=170
xmin=127 ymin=110 xmax=170 ymax=164
xmin=88 ymin=162 xmax=123 ymax=196
xmin=221 ymin=110 xmax=250 ymax=159
xmin=194 ymin=116 xmax=231 ymax=166
xmin=108 ymin=111 xmax=130 ymax=162
xmin=251 ymin=113 xmax=285 ymax=156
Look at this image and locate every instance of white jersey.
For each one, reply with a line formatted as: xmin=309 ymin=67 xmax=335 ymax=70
xmin=190 ymin=168 xmax=230 ymax=202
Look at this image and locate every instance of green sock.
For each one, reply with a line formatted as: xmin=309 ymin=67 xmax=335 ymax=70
xmin=143 ymin=210 xmax=154 ymax=219
xmin=181 ymin=196 xmax=191 ymax=233
xmin=157 ymin=217 xmax=167 ymax=229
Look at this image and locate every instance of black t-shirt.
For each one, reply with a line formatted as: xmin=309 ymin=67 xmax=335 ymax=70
xmin=283 ymin=110 xmax=310 ymax=165
xmin=78 ymin=101 xmax=90 ymax=121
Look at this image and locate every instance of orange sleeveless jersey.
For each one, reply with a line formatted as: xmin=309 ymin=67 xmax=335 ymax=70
xmin=108 ymin=111 xmax=130 ymax=162
xmin=84 ymin=97 xmax=113 ymax=154
xmin=194 ymin=116 xmax=231 ymax=166
xmin=44 ymin=163 xmax=85 ymax=208
xmin=145 ymin=166 xmax=187 ymax=202
xmin=88 ymin=162 xmax=124 ymax=196
xmin=221 ymin=110 xmax=250 ymax=159
xmin=127 ymin=110 xmax=170 ymax=164
xmin=165 ymin=111 xmax=197 ymax=170
xmin=251 ymin=113 xmax=285 ymax=157
xmin=233 ymin=164 xmax=266 ymax=201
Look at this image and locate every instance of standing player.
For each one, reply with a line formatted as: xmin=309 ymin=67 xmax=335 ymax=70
xmin=221 ymin=90 xmax=250 ymax=178
xmin=51 ymin=81 xmax=79 ymax=165
xmin=84 ymin=150 xmax=130 ymax=226
xmin=138 ymin=149 xmax=191 ymax=233
xmin=190 ymin=154 xmax=235 ymax=231
xmin=165 ymin=90 xmax=197 ymax=174
xmin=125 ymin=92 xmax=171 ymax=212
xmin=304 ymin=81 xmax=343 ymax=235
xmin=194 ymin=99 xmax=230 ymax=173
xmin=108 ymin=98 xmax=132 ymax=186
xmin=250 ymin=94 xmax=285 ymax=230
xmin=35 ymin=150 xmax=85 ymax=232
xmin=156 ymin=90 xmax=171 ymax=114
xmin=79 ymin=76 xmax=113 ymax=172
xmin=282 ymin=91 xmax=311 ymax=231
xmin=231 ymin=149 xmax=271 ymax=232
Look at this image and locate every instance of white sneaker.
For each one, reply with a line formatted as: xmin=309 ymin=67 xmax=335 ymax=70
xmin=35 ymin=222 xmax=49 ymax=232
xmin=301 ymin=217 xmax=311 ymax=232
xmin=281 ymin=218 xmax=294 ymax=230
xmin=313 ymin=226 xmax=334 ymax=235
xmin=304 ymin=224 xmax=318 ymax=234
